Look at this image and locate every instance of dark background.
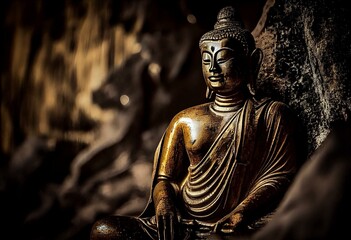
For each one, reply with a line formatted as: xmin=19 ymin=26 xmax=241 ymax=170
xmin=1 ymin=0 xmax=350 ymax=239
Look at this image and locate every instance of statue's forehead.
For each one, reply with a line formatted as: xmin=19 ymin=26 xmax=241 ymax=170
xmin=200 ymin=39 xmax=239 ymax=52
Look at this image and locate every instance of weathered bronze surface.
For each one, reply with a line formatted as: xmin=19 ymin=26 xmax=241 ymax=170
xmin=91 ymin=6 xmax=298 ymax=240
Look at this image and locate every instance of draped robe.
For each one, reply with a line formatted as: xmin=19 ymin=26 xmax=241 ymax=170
xmin=139 ymin=97 xmax=297 ymax=237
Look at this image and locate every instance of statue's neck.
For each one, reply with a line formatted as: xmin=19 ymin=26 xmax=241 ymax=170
xmin=211 ymin=92 xmax=246 ymax=113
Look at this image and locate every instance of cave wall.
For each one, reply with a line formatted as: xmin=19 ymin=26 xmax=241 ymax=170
xmin=256 ymin=0 xmax=350 ymax=155
xmin=0 ymin=0 xmax=350 ymax=239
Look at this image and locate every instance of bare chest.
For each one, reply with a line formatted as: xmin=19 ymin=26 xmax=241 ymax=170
xmin=182 ymin=115 xmax=232 ymax=165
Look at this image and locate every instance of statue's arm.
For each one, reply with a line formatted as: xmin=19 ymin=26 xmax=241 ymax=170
xmin=222 ymin=102 xmax=299 ymax=232
xmin=223 ymin=178 xmax=292 ymax=232
xmin=152 ymin=113 xmax=187 ymax=239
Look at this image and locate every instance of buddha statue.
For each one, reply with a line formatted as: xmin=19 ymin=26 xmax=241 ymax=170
xmin=90 ymin=6 xmax=298 ymax=240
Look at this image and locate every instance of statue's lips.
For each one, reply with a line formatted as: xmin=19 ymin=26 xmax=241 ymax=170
xmin=208 ymin=75 xmax=223 ymax=82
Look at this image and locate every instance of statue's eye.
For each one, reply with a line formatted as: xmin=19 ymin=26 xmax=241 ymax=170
xmin=202 ymin=52 xmax=211 ymax=65
xmin=216 ymin=49 xmax=234 ymax=64
xmin=217 ymin=57 xmax=228 ymax=64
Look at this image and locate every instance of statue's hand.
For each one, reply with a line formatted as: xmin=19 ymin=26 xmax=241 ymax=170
xmin=156 ymin=198 xmax=178 ymax=240
xmin=215 ymin=212 xmax=244 ymax=234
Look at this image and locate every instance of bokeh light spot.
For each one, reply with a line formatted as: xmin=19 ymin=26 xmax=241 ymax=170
xmin=120 ymin=95 xmax=130 ymax=106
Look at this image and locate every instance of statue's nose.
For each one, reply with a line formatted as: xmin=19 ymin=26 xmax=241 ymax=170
xmin=209 ymin=61 xmax=220 ymax=73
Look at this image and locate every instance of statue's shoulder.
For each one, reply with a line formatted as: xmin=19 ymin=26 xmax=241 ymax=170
xmin=169 ymin=102 xmax=212 ymax=125
xmin=252 ymin=97 xmax=291 ymax=113
xmin=251 ymin=97 xmax=296 ymax=128
xmin=176 ymin=102 xmax=211 ymax=116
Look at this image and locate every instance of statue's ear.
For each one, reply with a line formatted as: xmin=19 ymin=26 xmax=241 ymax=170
xmin=250 ymin=48 xmax=263 ymax=79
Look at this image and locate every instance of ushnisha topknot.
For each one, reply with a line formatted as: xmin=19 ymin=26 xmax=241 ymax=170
xmin=199 ymin=6 xmax=255 ymax=56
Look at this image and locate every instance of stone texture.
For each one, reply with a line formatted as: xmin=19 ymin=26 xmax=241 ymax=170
xmin=256 ymin=0 xmax=351 ymax=154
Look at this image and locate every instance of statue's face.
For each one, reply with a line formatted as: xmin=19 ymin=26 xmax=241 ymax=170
xmin=200 ymin=39 xmax=248 ymax=95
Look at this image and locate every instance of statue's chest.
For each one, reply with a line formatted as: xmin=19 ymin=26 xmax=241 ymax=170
xmin=184 ymin=116 xmax=232 ymax=165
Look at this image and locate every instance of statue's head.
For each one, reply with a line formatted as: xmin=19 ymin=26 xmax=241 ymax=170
xmin=199 ymin=6 xmax=262 ymax=98
xmin=199 ymin=6 xmax=255 ymax=57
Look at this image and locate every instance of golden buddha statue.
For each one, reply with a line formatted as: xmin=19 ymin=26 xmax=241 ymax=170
xmin=91 ymin=6 xmax=298 ymax=240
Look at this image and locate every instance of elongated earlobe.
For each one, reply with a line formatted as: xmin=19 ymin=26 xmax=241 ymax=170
xmin=248 ymin=48 xmax=263 ymax=96
xmin=206 ymin=87 xmax=214 ymax=100
xmin=247 ymin=81 xmax=256 ymax=96
xmin=251 ymin=48 xmax=263 ymax=78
